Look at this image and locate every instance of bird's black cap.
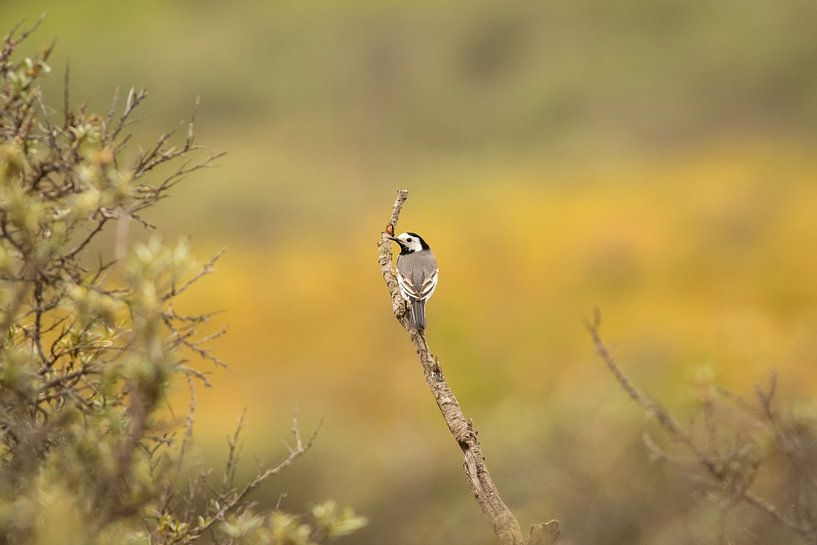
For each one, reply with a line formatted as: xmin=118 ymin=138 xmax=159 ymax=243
xmin=405 ymin=232 xmax=430 ymax=250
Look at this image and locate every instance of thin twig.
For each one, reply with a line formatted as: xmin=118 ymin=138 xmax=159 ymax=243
xmin=188 ymin=412 xmax=320 ymax=541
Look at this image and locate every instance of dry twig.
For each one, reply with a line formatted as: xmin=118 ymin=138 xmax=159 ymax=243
xmin=586 ymin=308 xmax=816 ymax=543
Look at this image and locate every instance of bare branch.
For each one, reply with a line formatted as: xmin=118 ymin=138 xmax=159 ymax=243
xmin=62 ymin=217 xmax=110 ymax=261
xmin=162 ymin=249 xmax=225 ymax=302
xmin=0 ymin=14 xmax=46 ymax=67
xmin=187 ymin=413 xmax=320 ymax=542
xmin=177 ymin=374 xmax=197 ymax=471
xmin=587 ymin=310 xmax=813 ymax=542
xmin=377 ymin=190 xmax=557 ymax=545
xmin=110 ymin=87 xmax=147 ymax=142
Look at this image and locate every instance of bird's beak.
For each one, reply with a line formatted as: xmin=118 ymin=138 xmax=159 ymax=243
xmin=386 ymin=235 xmax=400 ymax=243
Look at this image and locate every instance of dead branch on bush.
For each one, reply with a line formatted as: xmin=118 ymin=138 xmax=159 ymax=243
xmin=587 ymin=308 xmax=817 ymax=543
xmin=180 ymin=411 xmax=321 ymax=543
xmin=377 ymin=190 xmax=559 ymax=545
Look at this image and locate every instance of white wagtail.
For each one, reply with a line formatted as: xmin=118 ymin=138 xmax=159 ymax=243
xmin=387 ymin=232 xmax=438 ymax=331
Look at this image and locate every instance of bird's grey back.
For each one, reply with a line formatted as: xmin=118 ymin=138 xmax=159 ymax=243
xmin=397 ymin=250 xmax=437 ymax=290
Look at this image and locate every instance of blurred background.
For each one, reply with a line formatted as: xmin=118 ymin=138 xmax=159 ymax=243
xmin=4 ymin=1 xmax=817 ymax=543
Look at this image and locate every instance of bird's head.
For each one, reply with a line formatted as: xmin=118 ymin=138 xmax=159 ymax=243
xmin=387 ymin=232 xmax=429 ymax=255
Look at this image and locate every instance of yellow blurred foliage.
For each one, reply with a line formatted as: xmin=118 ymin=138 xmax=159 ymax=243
xmin=175 ymin=145 xmax=817 ymax=445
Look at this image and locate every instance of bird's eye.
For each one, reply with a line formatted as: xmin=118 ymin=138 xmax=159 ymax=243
xmin=406 ymin=237 xmax=412 ymax=242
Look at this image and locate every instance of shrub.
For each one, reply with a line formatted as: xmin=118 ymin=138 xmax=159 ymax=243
xmin=0 ymin=18 xmax=365 ymax=545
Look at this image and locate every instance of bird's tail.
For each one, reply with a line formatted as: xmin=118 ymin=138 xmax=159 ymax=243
xmin=411 ymin=299 xmax=426 ymax=331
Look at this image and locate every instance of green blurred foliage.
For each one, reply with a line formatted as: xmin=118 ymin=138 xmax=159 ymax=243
xmin=4 ymin=1 xmax=817 ymax=544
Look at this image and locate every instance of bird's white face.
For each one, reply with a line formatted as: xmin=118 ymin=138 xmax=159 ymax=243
xmin=395 ymin=232 xmax=424 ymax=253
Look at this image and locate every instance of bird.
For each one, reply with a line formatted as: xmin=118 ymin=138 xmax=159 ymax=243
xmin=387 ymin=232 xmax=438 ymax=331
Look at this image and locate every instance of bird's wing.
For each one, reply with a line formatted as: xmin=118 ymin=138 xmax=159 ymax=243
xmin=397 ymin=252 xmax=438 ymax=301
xmin=396 ymin=272 xmax=417 ymax=300
xmin=417 ymin=268 xmax=438 ymax=299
